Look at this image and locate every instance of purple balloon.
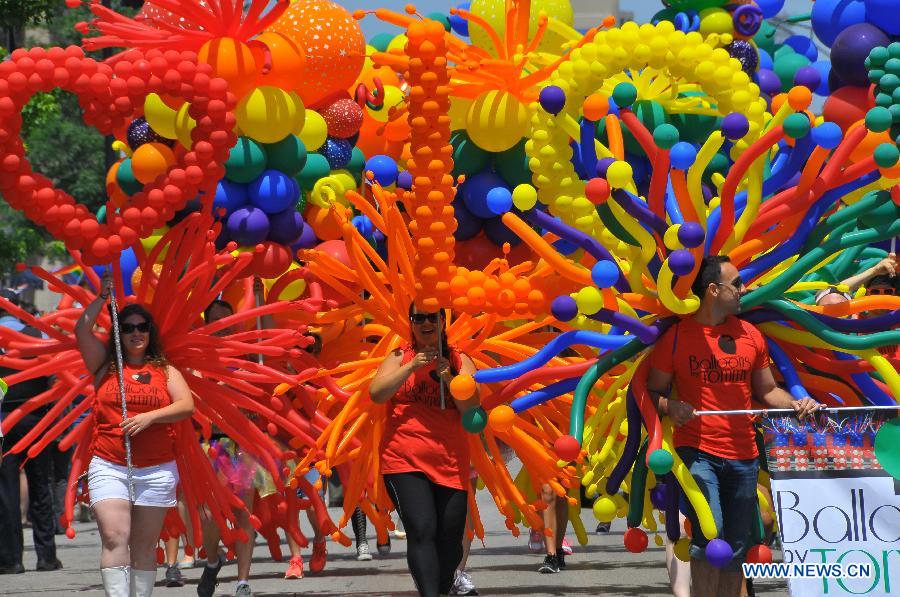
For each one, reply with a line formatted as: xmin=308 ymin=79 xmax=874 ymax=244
xmin=539 ymin=86 xmax=566 ymax=115
xmin=483 ymin=215 xmax=521 ymax=247
xmin=397 ymin=170 xmax=413 ymax=190
xmin=831 ymin=23 xmax=890 ymax=87
xmin=793 ymin=65 xmax=822 ymax=91
xmin=668 ymin=249 xmax=695 ymax=276
xmin=268 ymin=208 xmax=305 ymax=245
xmin=452 ymin=197 xmax=483 ymax=241
xmin=756 ymin=68 xmax=781 ymax=95
xmin=678 ymin=222 xmax=705 ymax=248
xmin=721 ymin=113 xmax=750 ymax=140
xmin=649 ymin=484 xmax=667 ymax=510
xmin=291 ymin=221 xmax=319 ymax=251
xmin=706 ymin=539 xmax=734 ymax=569
xmin=596 ymin=157 xmax=616 ymax=178
xmin=227 ymin=207 xmax=270 ymax=246
xmin=551 ymin=295 xmax=578 ymax=321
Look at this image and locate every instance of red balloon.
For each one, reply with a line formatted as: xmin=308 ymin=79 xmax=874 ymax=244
xmin=314 ymin=239 xmax=352 ymax=268
xmin=623 ymin=527 xmax=649 ymax=553
xmin=252 ymin=242 xmax=292 ymax=279
xmin=746 ymin=544 xmax=772 ymax=564
xmin=553 ymin=435 xmax=581 ymax=462
xmin=823 ymin=85 xmax=873 ymax=132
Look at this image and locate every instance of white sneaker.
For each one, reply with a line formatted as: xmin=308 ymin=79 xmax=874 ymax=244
xmin=450 ymin=569 xmax=478 ymax=596
xmin=234 ymin=582 xmax=252 ymax=597
xmin=356 ymin=542 xmax=373 ymax=561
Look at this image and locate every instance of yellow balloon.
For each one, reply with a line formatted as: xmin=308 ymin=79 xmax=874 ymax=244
xmin=575 ymin=287 xmax=603 ymax=315
xmin=592 ymin=496 xmax=617 ymax=522
xmin=606 ymin=161 xmax=634 ymax=189
xmin=143 ymin=93 xmax=179 ymax=140
xmin=140 ymin=226 xmax=169 ymax=258
xmin=466 ymin=90 xmax=528 ymax=152
xmin=469 ymin=0 xmax=574 ymax=56
xmin=387 ymin=34 xmax=408 ymax=54
xmin=368 ymin=85 xmax=404 ymax=124
xmin=512 ymin=184 xmax=538 ymax=211
xmin=298 ymin=110 xmax=327 ymax=151
xmin=330 ymin=169 xmax=358 ymax=193
xmin=174 ymin=103 xmax=196 ymax=149
xmin=267 ymin=264 xmax=307 ymax=300
xmin=236 ymin=86 xmax=301 ymax=144
xmin=674 ymin=537 xmax=691 ymax=562
xmin=448 ymin=96 xmax=472 ymax=130
xmin=698 ymin=8 xmax=733 ymax=36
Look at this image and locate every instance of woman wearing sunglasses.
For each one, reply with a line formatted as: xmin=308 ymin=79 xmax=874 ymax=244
xmin=370 ymin=304 xmax=481 ymax=597
xmin=75 ymin=274 xmax=193 ymax=597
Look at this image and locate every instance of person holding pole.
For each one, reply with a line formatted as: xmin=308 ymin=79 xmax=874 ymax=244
xmin=75 ymin=273 xmax=194 ymax=597
xmin=369 ymin=303 xmax=481 ymax=597
xmin=645 ymin=255 xmax=820 ymax=597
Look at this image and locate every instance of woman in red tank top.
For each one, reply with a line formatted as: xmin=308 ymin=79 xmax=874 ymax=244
xmin=370 ymin=304 xmax=481 ymax=597
xmin=75 ymin=274 xmax=193 ymax=597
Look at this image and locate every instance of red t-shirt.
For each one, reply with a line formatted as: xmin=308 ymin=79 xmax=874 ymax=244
xmin=380 ymin=345 xmax=469 ymax=490
xmin=649 ymin=316 xmax=769 ymax=460
xmin=92 ymin=363 xmax=177 ymax=467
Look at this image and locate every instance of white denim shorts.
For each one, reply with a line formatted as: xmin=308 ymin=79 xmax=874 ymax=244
xmin=88 ymin=456 xmax=179 ymax=507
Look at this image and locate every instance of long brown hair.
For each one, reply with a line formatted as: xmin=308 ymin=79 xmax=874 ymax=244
xmin=106 ymin=303 xmax=167 ymax=370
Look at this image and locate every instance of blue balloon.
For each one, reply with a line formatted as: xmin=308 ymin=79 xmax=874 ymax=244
xmin=365 ymin=154 xmax=399 ymax=186
xmin=449 ymin=3 xmax=469 ymax=36
xmin=483 ymin=216 xmax=521 ymax=247
xmin=755 ymin=0 xmax=785 ymax=18
xmin=811 ymin=0 xmax=866 ymax=46
xmin=352 ymin=215 xmax=374 ymax=238
xmin=321 ymin=137 xmax=353 ymax=169
xmin=810 ymin=60 xmax=832 ymax=96
xmin=552 ymin=238 xmax=579 ymax=256
xmin=485 ymin=187 xmax=513 ymax=215
xmin=784 ymin=35 xmax=818 ymax=62
xmin=811 ymin=122 xmax=842 ymax=149
xmin=452 ymin=197 xmax=482 ymax=241
xmin=268 ymin=208 xmax=305 ymax=245
xmin=290 ymin=221 xmax=319 ymax=251
xmin=758 ymin=48 xmax=773 ymax=70
xmin=227 ymin=207 xmax=270 ymax=246
xmin=591 ymin=260 xmax=620 ymax=288
xmin=461 ymin=170 xmax=508 ymax=219
xmin=213 ymin=179 xmax=249 ymax=215
xmin=669 ymin=142 xmax=697 ymax=170
xmin=248 ymin=170 xmax=300 ymax=214
xmin=397 ymin=170 xmax=413 ymax=190
xmin=866 ymin=0 xmax=900 ymax=34
xmin=92 ymin=248 xmax=139 ymax=296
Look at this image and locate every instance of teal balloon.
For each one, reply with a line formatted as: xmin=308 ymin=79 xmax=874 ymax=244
xmin=495 ymin=139 xmax=531 ymax=188
xmin=461 ymin=407 xmax=488 ymax=433
xmin=648 ymin=449 xmax=674 ymax=475
xmin=264 ymin=135 xmax=307 ymax=177
xmin=669 ymin=97 xmax=720 ymax=145
xmin=754 ymin=21 xmax=777 ymax=54
xmin=451 ymin=131 xmax=490 ymax=178
xmin=774 ymin=51 xmax=811 ymax=92
xmin=226 ymin=137 xmax=267 ymax=184
xmin=370 ymin=32 xmax=394 ymax=53
xmin=597 ymin=100 xmax=669 ymax=155
xmin=116 ymin=159 xmax=143 ymax=196
xmin=426 ymin=12 xmax=451 ymax=31
xmin=858 ymin=190 xmax=900 ymax=229
xmin=347 ymin=147 xmax=366 ymax=185
xmin=97 ymin=204 xmax=107 ymax=224
xmin=297 ymin=153 xmax=331 ymax=192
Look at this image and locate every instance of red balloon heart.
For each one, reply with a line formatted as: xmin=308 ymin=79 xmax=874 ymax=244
xmin=0 ymin=46 xmax=237 ymax=265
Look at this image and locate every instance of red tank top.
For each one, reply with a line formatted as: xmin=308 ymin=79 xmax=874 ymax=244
xmin=380 ymin=345 xmax=469 ymax=490
xmin=92 ymin=363 xmax=177 ymax=467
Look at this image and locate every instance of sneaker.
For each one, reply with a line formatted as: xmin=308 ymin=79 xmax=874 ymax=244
xmin=595 ymin=522 xmax=611 ymax=533
xmin=196 ymin=554 xmax=223 ymax=597
xmin=377 ymin=535 xmax=391 ymax=556
xmin=165 ymin=564 xmax=185 ymax=587
xmin=449 ymin=569 xmax=479 ymax=595
xmin=310 ymin=539 xmax=327 ymax=573
xmin=528 ymin=529 xmax=543 ymax=553
xmin=284 ymin=555 xmax=304 ymax=579
xmin=538 ymin=554 xmax=560 ymax=574
xmin=356 ymin=542 xmax=373 ymax=561
xmin=392 ymin=529 xmax=407 ymax=539
xmin=557 ymin=551 xmax=567 ymax=570
xmin=35 ymin=558 xmax=63 ymax=571
xmin=178 ymin=556 xmax=195 ymax=569
xmin=561 ymin=537 xmax=573 ymax=556
xmin=234 ymin=582 xmax=252 ymax=597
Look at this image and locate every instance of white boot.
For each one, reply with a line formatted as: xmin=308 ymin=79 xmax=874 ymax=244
xmin=131 ymin=568 xmax=157 ymax=597
xmin=100 ymin=566 xmax=130 ymax=597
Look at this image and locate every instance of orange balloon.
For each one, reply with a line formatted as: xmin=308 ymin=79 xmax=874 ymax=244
xmin=449 ymin=374 xmax=476 ymax=400
xmin=847 ymin=122 xmax=891 ymax=163
xmin=250 ymin=32 xmax=307 ymax=92
xmin=489 ymin=405 xmax=516 ymax=432
xmin=266 ymin=0 xmax=365 ymax=107
xmin=198 ymin=37 xmax=258 ymax=100
xmin=106 ymin=161 xmax=129 ymax=208
xmin=355 ymin=111 xmax=388 ymax=158
xmin=131 ymin=143 xmax=176 ymax=184
xmin=383 ymin=115 xmax=410 ymax=143
xmin=304 ymin=204 xmax=345 ymax=241
xmin=583 ymin=94 xmax=609 ymax=121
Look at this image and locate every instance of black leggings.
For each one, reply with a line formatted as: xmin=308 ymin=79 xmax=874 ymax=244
xmin=384 ymin=472 xmax=468 ymax=597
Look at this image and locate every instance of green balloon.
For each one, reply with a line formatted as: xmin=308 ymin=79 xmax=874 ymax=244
xmin=653 ymin=124 xmax=680 ymax=149
xmin=612 ymin=82 xmax=638 ymax=109
xmin=706 ymin=152 xmax=730 ymax=176
xmin=874 ymin=143 xmax=900 ymax=167
xmin=116 ymin=158 xmax=143 ymax=196
xmin=783 ymin=113 xmax=811 ymax=139
xmin=754 ymin=22 xmax=777 ymax=54
xmin=647 ymin=448 xmax=674 ymax=476
xmin=859 ymin=190 xmax=900 ymax=228
xmin=97 ymin=204 xmax=107 ymax=224
xmin=461 ymin=407 xmax=488 ymax=433
xmin=264 ymin=135 xmax=307 ymax=177
xmin=773 ymin=52 xmax=811 ymax=92
xmin=425 ymin=12 xmax=451 ymax=31
xmin=495 ymin=139 xmax=531 ymax=188
xmin=597 ymin=100 xmax=669 ymax=155
xmin=370 ymin=32 xmax=394 ymax=53
xmin=869 ymin=46 xmax=890 ymax=68
xmin=225 ymin=137 xmax=267 ymax=184
xmin=451 ymin=131 xmax=490 ymax=178
xmin=670 ymin=110 xmax=719 ymax=145
xmin=347 ymin=147 xmax=366 ymax=185
xmin=297 ymin=153 xmax=331 ymax=192
xmin=866 ymin=107 xmax=893 ymax=132
xmin=874 ymin=418 xmax=900 ymax=480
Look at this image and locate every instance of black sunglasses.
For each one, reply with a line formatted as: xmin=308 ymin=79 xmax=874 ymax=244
xmin=868 ymin=287 xmax=896 ymax=296
xmin=716 ymin=276 xmax=743 ymax=290
xmin=410 ymin=313 xmax=440 ymax=324
xmin=120 ymin=321 xmax=150 ymax=334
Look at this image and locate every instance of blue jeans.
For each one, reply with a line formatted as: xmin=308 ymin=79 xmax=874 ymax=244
xmin=677 ymin=447 xmax=758 ymax=571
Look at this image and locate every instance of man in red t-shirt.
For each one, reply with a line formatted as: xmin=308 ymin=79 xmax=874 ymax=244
xmin=647 ymin=255 xmax=819 ymax=597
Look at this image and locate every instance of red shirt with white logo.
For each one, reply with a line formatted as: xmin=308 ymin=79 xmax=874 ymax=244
xmin=650 ymin=316 xmax=769 ymax=460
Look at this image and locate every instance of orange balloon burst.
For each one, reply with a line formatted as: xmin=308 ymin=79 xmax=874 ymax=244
xmin=266 ymin=0 xmax=366 ymax=107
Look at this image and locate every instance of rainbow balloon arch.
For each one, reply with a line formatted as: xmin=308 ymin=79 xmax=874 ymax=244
xmin=0 ymin=0 xmax=895 ymax=567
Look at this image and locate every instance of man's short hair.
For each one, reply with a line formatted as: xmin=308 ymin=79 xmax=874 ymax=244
xmin=865 ymin=274 xmax=898 ymax=291
xmin=691 ymin=255 xmax=731 ymax=300
xmin=0 ymin=288 xmax=19 ymax=317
